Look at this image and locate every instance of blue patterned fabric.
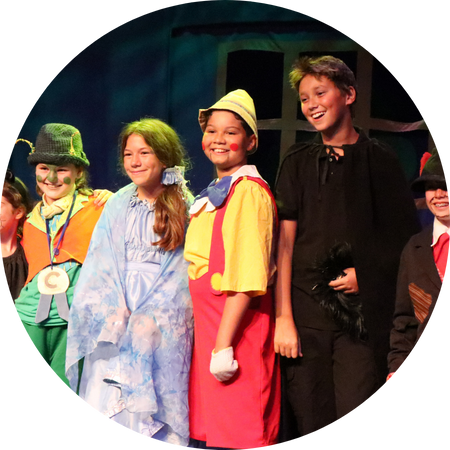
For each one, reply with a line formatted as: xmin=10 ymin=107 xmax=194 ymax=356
xmin=66 ymin=183 xmax=193 ymax=444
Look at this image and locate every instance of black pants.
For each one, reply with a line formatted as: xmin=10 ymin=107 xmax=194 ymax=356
xmin=282 ymin=326 xmax=379 ymax=437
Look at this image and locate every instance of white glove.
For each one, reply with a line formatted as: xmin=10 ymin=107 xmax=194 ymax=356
xmin=210 ymin=347 xmax=238 ymax=382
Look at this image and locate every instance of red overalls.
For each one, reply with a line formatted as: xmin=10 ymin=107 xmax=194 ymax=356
xmin=188 ymin=177 xmax=280 ymax=448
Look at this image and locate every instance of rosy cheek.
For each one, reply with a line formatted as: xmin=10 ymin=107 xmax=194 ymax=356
xmin=230 ymin=143 xmax=239 ymax=152
xmin=202 ymin=142 xmax=205 ymax=150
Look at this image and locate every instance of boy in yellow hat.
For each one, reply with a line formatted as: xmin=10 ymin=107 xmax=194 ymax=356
xmin=184 ymin=90 xmax=280 ymax=448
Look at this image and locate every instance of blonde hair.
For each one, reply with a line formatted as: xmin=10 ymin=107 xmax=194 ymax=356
xmin=119 ymin=118 xmax=191 ymax=252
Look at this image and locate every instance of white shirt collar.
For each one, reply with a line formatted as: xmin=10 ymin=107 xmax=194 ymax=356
xmin=431 ymin=217 xmax=450 ymax=247
xmin=189 ymin=165 xmax=265 ymax=215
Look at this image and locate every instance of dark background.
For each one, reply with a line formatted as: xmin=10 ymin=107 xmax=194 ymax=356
xmin=6 ymin=0 xmax=438 ymax=200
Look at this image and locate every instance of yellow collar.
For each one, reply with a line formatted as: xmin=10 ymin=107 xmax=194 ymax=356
xmin=27 ymin=192 xmax=89 ymax=234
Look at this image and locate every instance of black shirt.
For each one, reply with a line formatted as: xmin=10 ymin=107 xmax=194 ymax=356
xmin=276 ymin=138 xmax=353 ymax=329
xmin=3 ymin=240 xmax=28 ymax=302
xmin=275 ymin=129 xmax=421 ymax=379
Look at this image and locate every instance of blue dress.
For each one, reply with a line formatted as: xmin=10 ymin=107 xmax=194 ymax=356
xmin=66 ymin=184 xmax=193 ymax=445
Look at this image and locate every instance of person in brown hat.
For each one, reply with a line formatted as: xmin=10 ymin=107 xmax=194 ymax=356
xmin=388 ymin=148 xmax=448 ymax=378
xmin=14 ymin=123 xmax=111 ymax=386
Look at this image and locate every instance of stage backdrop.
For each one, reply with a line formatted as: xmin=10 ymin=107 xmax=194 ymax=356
xmin=9 ymin=1 xmax=430 ymax=199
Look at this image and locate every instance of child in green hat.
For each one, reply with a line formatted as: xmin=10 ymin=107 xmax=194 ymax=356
xmin=14 ymin=123 xmax=111 ymax=386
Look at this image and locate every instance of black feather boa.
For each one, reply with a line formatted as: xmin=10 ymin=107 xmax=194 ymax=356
xmin=311 ymin=242 xmax=368 ymax=341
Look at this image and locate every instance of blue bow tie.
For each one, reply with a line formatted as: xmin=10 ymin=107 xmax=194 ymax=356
xmin=197 ymin=176 xmax=232 ymax=207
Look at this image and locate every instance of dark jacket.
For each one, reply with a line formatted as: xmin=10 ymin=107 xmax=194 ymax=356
xmin=276 ymin=130 xmax=421 ymax=380
xmin=388 ymin=225 xmax=442 ymax=373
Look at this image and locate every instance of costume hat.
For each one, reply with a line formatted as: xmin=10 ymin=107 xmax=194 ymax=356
xmin=198 ymin=89 xmax=258 ymax=154
xmin=27 ymin=123 xmax=90 ymax=167
xmin=411 ymin=148 xmax=445 ymax=193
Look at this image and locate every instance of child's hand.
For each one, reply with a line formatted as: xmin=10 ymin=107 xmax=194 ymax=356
xmin=210 ymin=347 xmax=238 ymax=382
xmin=93 ymin=189 xmax=113 ymax=206
xmin=328 ymin=267 xmax=359 ymax=294
xmin=274 ymin=316 xmax=302 ymax=358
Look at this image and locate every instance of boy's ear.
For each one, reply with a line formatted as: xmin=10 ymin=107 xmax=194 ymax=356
xmin=246 ymin=135 xmax=257 ymax=153
xmin=345 ymin=86 xmax=357 ymax=106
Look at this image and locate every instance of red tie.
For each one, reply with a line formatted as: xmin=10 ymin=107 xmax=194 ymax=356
xmin=433 ymin=232 xmax=449 ymax=282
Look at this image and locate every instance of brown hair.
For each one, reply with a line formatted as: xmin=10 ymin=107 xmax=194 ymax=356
xmin=289 ymin=55 xmax=358 ymax=100
xmin=119 ymin=118 xmax=191 ymax=252
xmin=3 ymin=176 xmax=33 ymax=234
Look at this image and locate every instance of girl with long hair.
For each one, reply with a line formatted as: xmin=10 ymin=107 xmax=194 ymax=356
xmin=66 ymin=118 xmax=194 ymax=445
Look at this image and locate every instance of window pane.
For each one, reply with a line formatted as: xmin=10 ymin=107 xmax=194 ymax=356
xmin=226 ymin=50 xmax=284 ymax=120
xmin=248 ymin=129 xmax=281 ymax=189
xmin=371 ymin=58 xmax=422 ymax=122
xmin=369 ymin=129 xmax=429 ymax=182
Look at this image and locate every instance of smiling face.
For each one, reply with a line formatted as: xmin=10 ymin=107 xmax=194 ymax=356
xmin=202 ymin=110 xmax=256 ymax=178
xmin=425 ymin=186 xmax=450 ymax=226
xmin=299 ymin=74 xmax=356 ymax=138
xmin=35 ymin=163 xmax=82 ymax=204
xmin=123 ymin=133 xmax=166 ymax=199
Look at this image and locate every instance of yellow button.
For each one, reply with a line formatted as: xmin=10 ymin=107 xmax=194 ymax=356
xmin=210 ymin=272 xmax=222 ymax=291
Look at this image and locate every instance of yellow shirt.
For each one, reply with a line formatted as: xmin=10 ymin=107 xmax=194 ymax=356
xmin=184 ymin=178 xmax=276 ymax=297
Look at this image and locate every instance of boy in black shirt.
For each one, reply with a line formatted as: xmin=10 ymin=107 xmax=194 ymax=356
xmin=275 ymin=55 xmax=420 ymax=435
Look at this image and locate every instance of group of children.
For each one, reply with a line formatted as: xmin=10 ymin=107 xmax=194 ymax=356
xmin=1 ymin=55 xmax=447 ymax=447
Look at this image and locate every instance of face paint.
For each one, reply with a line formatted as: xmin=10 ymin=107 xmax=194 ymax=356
xmin=35 ymin=163 xmax=81 ymax=205
xmin=202 ymin=110 xmax=253 ymax=178
xmin=47 ymin=171 xmax=58 ymax=183
xmin=202 ymin=142 xmax=205 ymax=150
xmin=44 ymin=165 xmax=59 ymax=183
